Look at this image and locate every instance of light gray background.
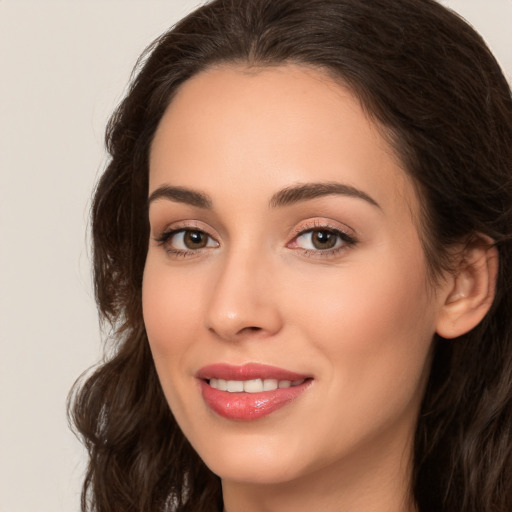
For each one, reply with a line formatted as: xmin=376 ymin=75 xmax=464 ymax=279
xmin=1 ymin=1 xmax=511 ymax=511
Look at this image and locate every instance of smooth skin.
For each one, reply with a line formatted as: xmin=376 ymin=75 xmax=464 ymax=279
xmin=143 ymin=65 xmax=497 ymax=512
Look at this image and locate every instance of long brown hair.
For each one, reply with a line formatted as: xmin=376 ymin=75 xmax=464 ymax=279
xmin=69 ymin=1 xmax=512 ymax=511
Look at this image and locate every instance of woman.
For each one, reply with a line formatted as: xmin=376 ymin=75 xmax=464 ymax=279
xmin=69 ymin=0 xmax=512 ymax=511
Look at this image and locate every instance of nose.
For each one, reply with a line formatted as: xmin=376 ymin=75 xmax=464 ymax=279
xmin=205 ymin=249 xmax=283 ymax=341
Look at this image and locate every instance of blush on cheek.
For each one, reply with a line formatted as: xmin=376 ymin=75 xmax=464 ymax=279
xmin=299 ymin=246 xmax=435 ymax=389
xmin=142 ymin=261 xmax=209 ymax=381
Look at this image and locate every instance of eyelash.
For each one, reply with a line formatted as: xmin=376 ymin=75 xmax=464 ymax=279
xmin=154 ymin=222 xmax=357 ymax=259
xmin=289 ymin=222 xmax=357 ymax=259
xmin=154 ymin=224 xmax=218 ymax=258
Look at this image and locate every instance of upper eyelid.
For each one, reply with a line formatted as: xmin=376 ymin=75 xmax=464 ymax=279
xmin=152 ymin=217 xmax=356 ymax=244
xmin=154 ymin=227 xmax=219 ymax=256
xmin=290 ymin=219 xmax=355 ymax=237
xmin=290 ymin=226 xmax=356 ymax=246
xmin=154 ymin=220 xmax=218 ymax=238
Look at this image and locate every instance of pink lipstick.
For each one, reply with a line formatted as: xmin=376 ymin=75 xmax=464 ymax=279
xmin=197 ymin=363 xmax=312 ymax=421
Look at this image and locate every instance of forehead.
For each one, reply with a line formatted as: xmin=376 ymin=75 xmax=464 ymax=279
xmin=149 ymin=63 xmax=417 ymax=218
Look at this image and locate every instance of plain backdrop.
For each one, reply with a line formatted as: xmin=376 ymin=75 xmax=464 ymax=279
xmin=0 ymin=1 xmax=511 ymax=511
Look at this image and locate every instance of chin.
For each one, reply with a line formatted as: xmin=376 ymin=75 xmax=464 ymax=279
xmin=188 ymin=426 xmax=309 ymax=485
xmin=207 ymin=455 xmax=302 ymax=485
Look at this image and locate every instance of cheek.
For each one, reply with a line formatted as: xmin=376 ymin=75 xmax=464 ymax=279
xmin=142 ymin=259 xmax=204 ymax=377
xmin=293 ymin=246 xmax=434 ymax=342
xmin=288 ymin=242 xmax=437 ymax=414
xmin=142 ymin=258 xmax=210 ymax=428
xmin=337 ymin=270 xmax=434 ymax=391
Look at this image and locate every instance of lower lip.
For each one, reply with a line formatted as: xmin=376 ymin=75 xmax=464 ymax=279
xmin=200 ymin=380 xmax=311 ymax=421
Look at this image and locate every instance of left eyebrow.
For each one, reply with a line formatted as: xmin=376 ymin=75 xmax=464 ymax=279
xmin=269 ymin=182 xmax=381 ymax=209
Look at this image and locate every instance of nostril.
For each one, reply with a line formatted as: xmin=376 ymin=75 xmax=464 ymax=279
xmin=238 ymin=326 xmax=263 ymax=335
xmin=208 ymin=325 xmax=262 ymax=339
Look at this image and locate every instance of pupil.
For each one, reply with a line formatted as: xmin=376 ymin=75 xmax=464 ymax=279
xmin=185 ymin=231 xmax=206 ymax=248
xmin=313 ymin=230 xmax=336 ymax=249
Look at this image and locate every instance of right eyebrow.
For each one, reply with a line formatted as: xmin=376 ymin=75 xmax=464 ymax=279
xmin=147 ymin=185 xmax=213 ymax=209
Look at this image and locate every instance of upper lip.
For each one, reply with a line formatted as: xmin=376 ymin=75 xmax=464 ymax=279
xmin=196 ymin=363 xmax=310 ymax=381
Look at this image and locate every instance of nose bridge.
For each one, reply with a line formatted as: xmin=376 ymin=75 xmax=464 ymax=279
xmin=205 ymin=241 xmax=282 ymax=340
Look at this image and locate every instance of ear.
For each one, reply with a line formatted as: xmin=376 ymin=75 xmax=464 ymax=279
xmin=436 ymin=236 xmax=499 ymax=339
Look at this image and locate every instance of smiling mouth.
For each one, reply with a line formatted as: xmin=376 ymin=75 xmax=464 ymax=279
xmin=197 ymin=363 xmax=313 ymax=420
xmin=207 ymin=377 xmax=307 ymax=393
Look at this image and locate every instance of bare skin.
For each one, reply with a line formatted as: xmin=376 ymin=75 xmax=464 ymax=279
xmin=143 ymin=64 xmax=497 ymax=512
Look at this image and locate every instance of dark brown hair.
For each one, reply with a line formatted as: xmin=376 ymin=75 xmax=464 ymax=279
xmin=69 ymin=1 xmax=512 ymax=511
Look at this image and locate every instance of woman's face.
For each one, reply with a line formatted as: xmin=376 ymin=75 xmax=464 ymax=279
xmin=143 ymin=65 xmax=448 ymax=487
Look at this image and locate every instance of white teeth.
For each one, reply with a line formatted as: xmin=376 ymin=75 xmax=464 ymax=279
xmin=244 ymin=379 xmax=263 ymax=393
xmin=208 ymin=378 xmax=306 ymax=392
xmin=227 ymin=380 xmax=244 ymax=392
xmin=263 ymin=378 xmax=278 ymax=391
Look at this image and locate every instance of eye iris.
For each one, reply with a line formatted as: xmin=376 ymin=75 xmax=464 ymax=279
xmin=312 ymin=230 xmax=337 ymax=249
xmin=184 ymin=230 xmax=207 ymax=249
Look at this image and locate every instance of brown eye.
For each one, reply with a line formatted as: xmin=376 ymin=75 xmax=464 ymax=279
xmin=310 ymin=230 xmax=338 ymax=250
xmin=292 ymin=227 xmax=356 ymax=254
xmin=161 ymin=229 xmax=219 ymax=253
xmin=182 ymin=230 xmax=209 ymax=249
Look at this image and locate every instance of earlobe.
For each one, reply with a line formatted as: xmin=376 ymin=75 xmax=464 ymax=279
xmin=436 ymin=238 xmax=499 ymax=339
